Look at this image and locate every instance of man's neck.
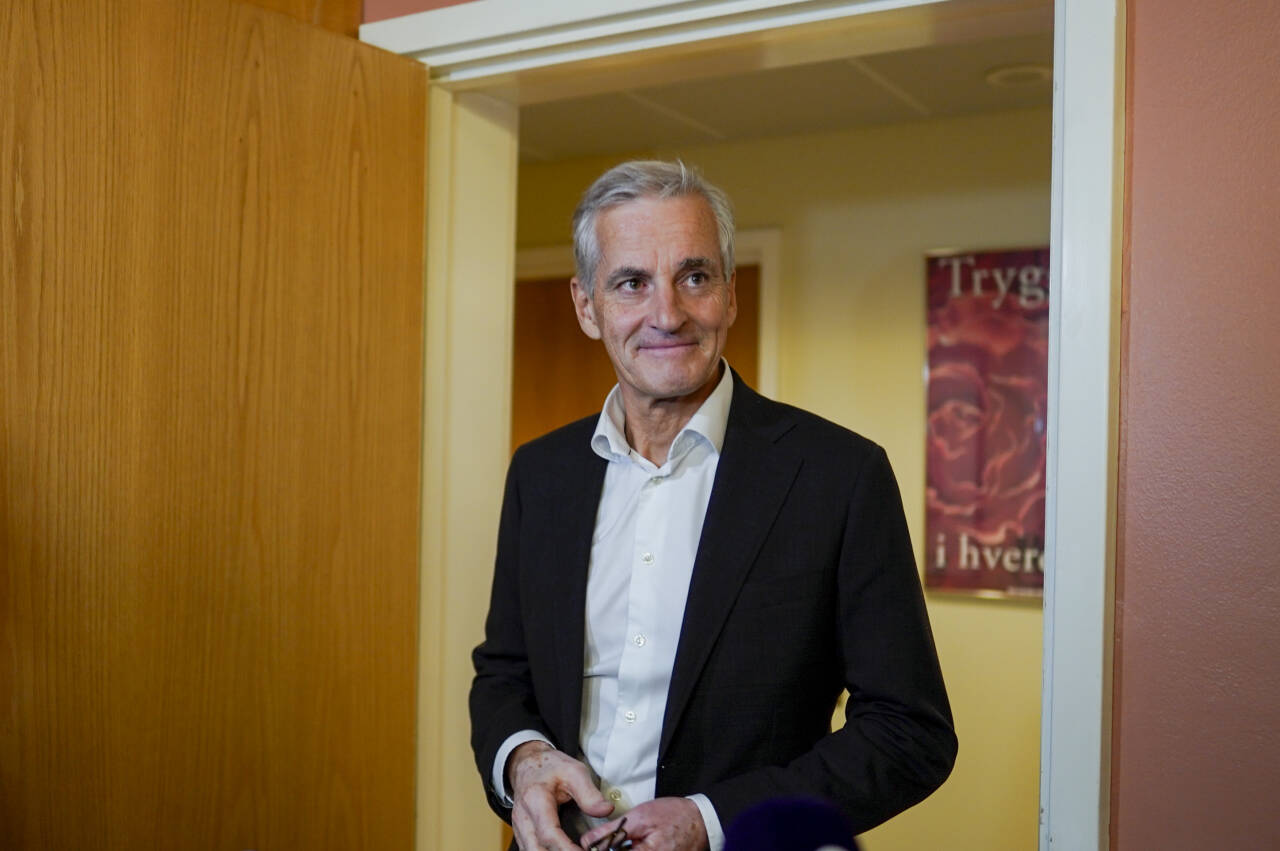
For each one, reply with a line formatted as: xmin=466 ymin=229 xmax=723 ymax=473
xmin=619 ymin=368 xmax=722 ymax=467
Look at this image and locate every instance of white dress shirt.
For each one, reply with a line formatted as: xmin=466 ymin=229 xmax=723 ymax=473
xmin=493 ymin=364 xmax=733 ymax=851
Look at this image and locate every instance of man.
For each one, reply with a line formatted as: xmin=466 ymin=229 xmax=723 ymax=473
xmin=470 ymin=161 xmax=956 ymax=851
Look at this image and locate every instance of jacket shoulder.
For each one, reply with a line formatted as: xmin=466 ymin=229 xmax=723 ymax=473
xmin=509 ymin=413 xmax=599 ymax=469
xmin=732 ymin=383 xmax=884 ymax=464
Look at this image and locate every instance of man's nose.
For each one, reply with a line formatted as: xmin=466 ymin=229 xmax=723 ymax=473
xmin=649 ymin=280 xmax=686 ymax=330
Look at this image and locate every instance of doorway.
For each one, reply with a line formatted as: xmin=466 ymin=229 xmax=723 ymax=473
xmin=377 ymin=2 xmax=1125 ymax=848
xmin=513 ymin=98 xmax=1050 ymax=851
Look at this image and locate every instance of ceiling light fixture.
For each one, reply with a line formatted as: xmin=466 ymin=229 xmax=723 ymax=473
xmin=984 ymin=64 xmax=1052 ymax=88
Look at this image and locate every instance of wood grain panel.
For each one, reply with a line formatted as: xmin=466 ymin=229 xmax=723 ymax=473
xmin=511 ymin=266 xmax=758 ymax=452
xmin=0 ymin=1 xmax=426 ymax=848
xmin=240 ymin=0 xmax=363 ymax=37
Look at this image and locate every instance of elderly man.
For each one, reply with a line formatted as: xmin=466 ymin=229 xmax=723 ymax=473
xmin=470 ymin=161 xmax=956 ymax=851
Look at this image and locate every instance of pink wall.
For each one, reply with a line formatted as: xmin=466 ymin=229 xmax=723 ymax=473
xmin=364 ymin=0 xmax=476 ymax=24
xmin=1114 ymin=0 xmax=1280 ymax=847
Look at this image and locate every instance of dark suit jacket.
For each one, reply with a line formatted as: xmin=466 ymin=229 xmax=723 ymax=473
xmin=470 ymin=377 xmax=956 ymax=835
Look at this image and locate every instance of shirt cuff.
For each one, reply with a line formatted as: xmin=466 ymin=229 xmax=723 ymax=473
xmin=686 ymin=793 xmax=724 ymax=851
xmin=492 ymin=730 xmax=554 ymax=806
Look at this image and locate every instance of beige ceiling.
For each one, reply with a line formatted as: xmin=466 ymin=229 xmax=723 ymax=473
xmin=518 ymin=31 xmax=1053 ymax=163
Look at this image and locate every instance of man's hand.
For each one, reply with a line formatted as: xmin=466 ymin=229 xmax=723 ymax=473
xmin=507 ymin=741 xmax=614 ymax=851
xmin=578 ymin=797 xmax=708 ymax=851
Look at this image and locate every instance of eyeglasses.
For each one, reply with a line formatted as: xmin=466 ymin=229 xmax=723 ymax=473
xmin=587 ymin=816 xmax=629 ymax=851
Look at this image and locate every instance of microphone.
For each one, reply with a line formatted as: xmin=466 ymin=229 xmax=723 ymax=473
xmin=724 ymin=797 xmax=859 ymax=851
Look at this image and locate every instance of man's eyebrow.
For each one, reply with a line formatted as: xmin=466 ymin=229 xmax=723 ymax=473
xmin=677 ymin=256 xmax=718 ymax=275
xmin=605 ymin=265 xmax=649 ymax=284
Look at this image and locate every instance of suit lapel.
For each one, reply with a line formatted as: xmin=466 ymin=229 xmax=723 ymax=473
xmin=660 ymin=382 xmax=800 ymax=758
xmin=548 ymin=447 xmax=606 ymax=751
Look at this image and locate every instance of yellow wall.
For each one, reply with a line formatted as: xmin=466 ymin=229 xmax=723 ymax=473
xmin=517 ymin=106 xmax=1051 ymax=851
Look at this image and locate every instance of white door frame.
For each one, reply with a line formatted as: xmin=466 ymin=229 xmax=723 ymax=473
xmin=1040 ymin=2 xmax=1124 ymax=848
xmin=369 ymin=2 xmax=1125 ymax=848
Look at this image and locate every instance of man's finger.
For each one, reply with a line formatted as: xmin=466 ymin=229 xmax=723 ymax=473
xmin=560 ymin=769 xmax=613 ymax=818
xmin=521 ymin=789 xmax=578 ymax=851
xmin=532 ymin=824 xmax=579 ymax=851
xmin=578 ymin=816 xmax=625 ymax=850
xmin=512 ymin=808 xmax=540 ymax=851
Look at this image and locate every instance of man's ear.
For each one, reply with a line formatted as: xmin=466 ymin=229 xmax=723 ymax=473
xmin=570 ymin=277 xmax=602 ymax=340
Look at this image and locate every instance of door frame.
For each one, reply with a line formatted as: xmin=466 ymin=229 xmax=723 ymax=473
xmin=373 ymin=2 xmax=1125 ymax=848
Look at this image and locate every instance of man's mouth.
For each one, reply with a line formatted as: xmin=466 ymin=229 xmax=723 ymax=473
xmin=638 ymin=340 xmax=697 ymax=352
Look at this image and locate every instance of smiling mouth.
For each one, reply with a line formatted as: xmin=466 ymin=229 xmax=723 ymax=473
xmin=638 ymin=342 xmax=698 ymax=357
xmin=639 ymin=340 xmax=697 ymax=350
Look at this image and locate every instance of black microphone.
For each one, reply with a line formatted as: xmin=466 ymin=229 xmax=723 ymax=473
xmin=724 ymin=797 xmax=859 ymax=851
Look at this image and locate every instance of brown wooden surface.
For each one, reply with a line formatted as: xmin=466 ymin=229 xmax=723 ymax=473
xmin=511 ymin=265 xmax=759 ymax=452
xmin=241 ymin=0 xmax=363 ymax=37
xmin=0 ymin=1 xmax=425 ymax=849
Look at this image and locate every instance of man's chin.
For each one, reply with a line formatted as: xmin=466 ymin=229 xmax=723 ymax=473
xmin=623 ymin=368 xmax=720 ymax=405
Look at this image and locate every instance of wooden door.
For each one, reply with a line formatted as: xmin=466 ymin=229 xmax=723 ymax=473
xmin=0 ymin=2 xmax=426 ymax=848
xmin=511 ymin=264 xmax=759 ymax=451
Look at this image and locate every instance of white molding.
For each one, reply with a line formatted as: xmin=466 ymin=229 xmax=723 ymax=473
xmin=361 ymin=0 xmax=952 ymax=84
xmin=1039 ymin=1 xmax=1124 ymax=849
xmin=419 ymin=89 xmax=519 ymax=851
xmin=515 ymin=227 xmax=782 ymax=398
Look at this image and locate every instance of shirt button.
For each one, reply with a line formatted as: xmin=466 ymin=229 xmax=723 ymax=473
xmin=632 ymin=633 xmax=646 ymax=647
xmin=640 ymin=552 xmax=654 ymax=565
xmin=608 ymin=788 xmax=623 ymax=802
xmin=623 ymin=710 xmax=637 ymax=723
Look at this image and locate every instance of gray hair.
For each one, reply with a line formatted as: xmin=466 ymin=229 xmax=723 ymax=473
xmin=571 ymin=160 xmax=735 ymax=294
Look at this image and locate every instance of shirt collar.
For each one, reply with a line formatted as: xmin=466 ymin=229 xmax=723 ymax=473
xmin=591 ymin=361 xmax=734 ymax=466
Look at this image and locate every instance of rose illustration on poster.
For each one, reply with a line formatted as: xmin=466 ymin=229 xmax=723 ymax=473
xmin=925 ymin=248 xmax=1049 ymax=597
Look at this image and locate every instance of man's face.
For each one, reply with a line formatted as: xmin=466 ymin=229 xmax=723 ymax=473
xmin=571 ymin=195 xmax=737 ymax=408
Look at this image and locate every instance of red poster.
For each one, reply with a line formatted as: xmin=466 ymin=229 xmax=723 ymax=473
xmin=924 ymin=248 xmax=1049 ymax=598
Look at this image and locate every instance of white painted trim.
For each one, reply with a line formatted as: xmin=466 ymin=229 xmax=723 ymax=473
xmin=1039 ymin=1 xmax=1124 ymax=849
xmin=361 ymin=0 xmax=950 ymax=84
xmin=514 ymin=227 xmax=782 ymax=398
xmin=418 ymin=89 xmax=519 ymax=851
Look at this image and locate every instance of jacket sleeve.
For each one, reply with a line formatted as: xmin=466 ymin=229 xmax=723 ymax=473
xmin=701 ymin=445 xmax=958 ymax=833
xmin=469 ymin=448 xmax=556 ymax=820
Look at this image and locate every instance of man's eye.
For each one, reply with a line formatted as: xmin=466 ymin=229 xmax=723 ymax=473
xmin=687 ymin=272 xmax=709 ymax=286
xmin=620 ymin=279 xmax=643 ymax=291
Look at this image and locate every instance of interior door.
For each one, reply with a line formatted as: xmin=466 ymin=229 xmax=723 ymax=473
xmin=0 ymin=1 xmax=426 ymax=848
